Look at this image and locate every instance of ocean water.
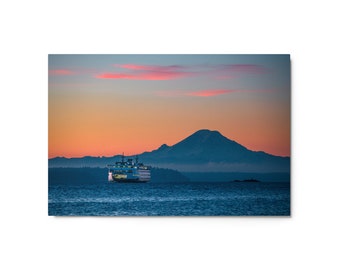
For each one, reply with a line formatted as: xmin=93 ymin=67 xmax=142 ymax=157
xmin=48 ymin=182 xmax=290 ymax=216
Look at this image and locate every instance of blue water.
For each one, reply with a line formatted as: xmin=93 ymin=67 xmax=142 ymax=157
xmin=48 ymin=182 xmax=290 ymax=216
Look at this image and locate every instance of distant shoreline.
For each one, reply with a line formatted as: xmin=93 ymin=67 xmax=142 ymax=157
xmin=232 ymin=179 xmax=261 ymax=183
xmin=48 ymin=167 xmax=289 ymax=185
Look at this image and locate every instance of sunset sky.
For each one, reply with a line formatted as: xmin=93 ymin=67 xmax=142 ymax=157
xmin=48 ymin=54 xmax=290 ymax=158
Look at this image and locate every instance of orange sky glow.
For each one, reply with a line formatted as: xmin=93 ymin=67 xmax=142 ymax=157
xmin=49 ymin=55 xmax=290 ymax=158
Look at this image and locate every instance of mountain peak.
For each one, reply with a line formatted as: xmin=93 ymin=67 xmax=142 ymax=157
xmin=183 ymin=129 xmax=228 ymax=145
xmin=192 ymin=129 xmax=223 ymax=137
xmin=167 ymin=129 xmax=240 ymax=156
xmin=194 ymin=129 xmax=220 ymax=134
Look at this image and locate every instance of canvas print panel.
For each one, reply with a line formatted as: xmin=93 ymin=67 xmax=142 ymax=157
xmin=48 ymin=54 xmax=290 ymax=216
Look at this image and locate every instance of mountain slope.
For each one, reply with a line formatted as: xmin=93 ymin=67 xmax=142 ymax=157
xmin=138 ymin=129 xmax=289 ymax=172
xmin=49 ymin=129 xmax=290 ymax=173
xmin=141 ymin=129 xmax=251 ymax=162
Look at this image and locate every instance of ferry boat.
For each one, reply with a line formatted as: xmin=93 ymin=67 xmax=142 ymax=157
xmin=107 ymin=155 xmax=151 ymax=183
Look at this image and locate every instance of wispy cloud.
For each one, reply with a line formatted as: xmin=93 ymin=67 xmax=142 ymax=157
xmin=219 ymin=64 xmax=268 ymax=74
xmin=94 ymin=63 xmax=269 ymax=81
xmin=49 ymin=69 xmax=75 ymax=75
xmin=95 ymin=71 xmax=191 ymax=80
xmin=95 ymin=64 xmax=194 ymax=81
xmin=156 ymin=89 xmax=236 ymax=97
xmin=156 ymin=88 xmax=273 ymax=97
xmin=115 ymin=64 xmax=185 ymax=72
xmin=213 ymin=64 xmax=269 ymax=79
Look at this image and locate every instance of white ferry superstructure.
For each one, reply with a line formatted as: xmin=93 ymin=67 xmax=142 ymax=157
xmin=107 ymin=155 xmax=151 ymax=183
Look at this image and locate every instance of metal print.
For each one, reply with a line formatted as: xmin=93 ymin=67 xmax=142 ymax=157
xmin=48 ymin=54 xmax=290 ymax=216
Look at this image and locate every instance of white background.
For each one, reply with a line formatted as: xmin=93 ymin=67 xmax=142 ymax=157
xmin=1 ymin=0 xmax=339 ymax=269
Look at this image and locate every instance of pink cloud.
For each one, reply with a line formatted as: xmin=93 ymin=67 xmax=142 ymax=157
xmin=95 ymin=63 xmax=269 ymax=81
xmin=49 ymin=69 xmax=75 ymax=75
xmin=156 ymin=88 xmax=273 ymax=97
xmin=116 ymin=64 xmax=147 ymax=70
xmin=188 ymin=88 xmax=273 ymax=97
xmin=96 ymin=64 xmax=193 ymax=80
xmin=140 ymin=71 xmax=192 ymax=80
xmin=156 ymin=89 xmax=236 ymax=97
xmin=95 ymin=71 xmax=190 ymax=80
xmin=115 ymin=64 xmax=185 ymax=72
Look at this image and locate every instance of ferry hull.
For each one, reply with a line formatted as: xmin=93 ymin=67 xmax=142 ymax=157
xmin=113 ymin=179 xmax=149 ymax=183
